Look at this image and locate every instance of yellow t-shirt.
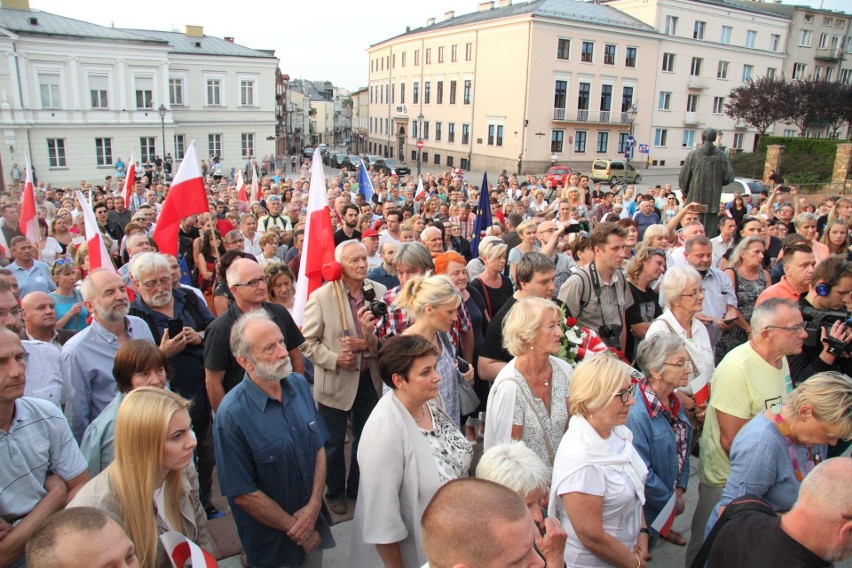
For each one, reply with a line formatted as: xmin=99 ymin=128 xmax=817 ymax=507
xmin=699 ymin=342 xmax=792 ymax=486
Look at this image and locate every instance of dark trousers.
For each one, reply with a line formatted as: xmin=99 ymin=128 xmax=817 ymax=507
xmin=192 ymin=410 xmax=216 ymax=508
xmin=317 ymin=371 xmax=379 ymax=500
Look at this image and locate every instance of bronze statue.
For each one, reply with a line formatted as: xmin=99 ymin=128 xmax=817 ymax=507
xmin=679 ymin=128 xmax=735 ymax=239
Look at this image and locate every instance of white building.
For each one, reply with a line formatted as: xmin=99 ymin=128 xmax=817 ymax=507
xmin=0 ymin=0 xmax=278 ymax=186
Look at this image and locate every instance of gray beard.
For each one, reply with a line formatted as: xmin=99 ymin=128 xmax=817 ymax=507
xmin=252 ymin=357 xmax=293 ymax=382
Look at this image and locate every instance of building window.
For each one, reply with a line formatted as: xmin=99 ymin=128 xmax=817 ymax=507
xmin=682 ymin=130 xmax=696 ymax=147
xmin=554 ymin=80 xmax=568 ymax=110
xmin=819 ymin=33 xmax=828 ymax=48
xmin=135 ymin=76 xmax=153 ymax=109
xmin=436 ymin=81 xmax=443 ymax=104
xmin=140 ymin=137 xmax=156 ymax=163
xmin=240 ymin=80 xmax=255 ymax=106
xmin=437 ymin=46 xmax=443 ymax=63
xmin=686 ymin=94 xmax=698 ymax=112
xmin=721 ymin=26 xmax=732 ymax=44
xmin=841 ymin=69 xmax=851 ymax=84
xmin=557 ymin=38 xmax=570 ymax=59
xmin=658 ymin=91 xmax=671 ymax=110
xmin=463 ymin=80 xmax=472 ymax=104
xmin=169 ymin=78 xmax=183 ymax=106
xmin=713 ymin=96 xmax=724 ymax=114
xmin=625 ymin=47 xmax=637 ymax=67
xmin=799 ymin=30 xmax=812 ymax=47
xmin=604 ymin=44 xmax=616 ymax=65
xmin=435 ymin=122 xmax=442 ymax=141
xmin=447 ymin=155 xmax=454 ymax=167
xmin=413 ymin=82 xmax=419 ymax=104
xmin=488 ymin=125 xmax=495 ymax=145
xmin=826 ymin=67 xmax=834 ymax=82
xmin=733 ymin=133 xmax=744 ymax=149
xmin=414 ymin=49 xmax=420 ymax=65
xmin=621 ymin=86 xmax=634 ymax=112
xmin=600 ymin=85 xmax=612 ymax=112
xmin=174 ymin=134 xmax=186 ymax=160
xmin=401 ymin=52 xmax=407 ymax=67
xmin=497 ymin=125 xmax=503 ymax=146
xmin=742 ymin=64 xmax=753 ymax=81
xmin=451 ymin=44 xmax=458 ymax=62
xmin=770 ymin=34 xmax=780 ymax=51
xmin=412 ymin=121 xmax=418 ymax=139
xmin=424 ymin=81 xmax=431 ymax=104
xmin=465 ymin=42 xmax=473 ymax=60
xmin=448 ymin=122 xmax=456 ymax=143
xmin=47 ymin=138 xmax=66 ymax=167
xmin=574 ymin=131 xmax=587 ymax=153
xmin=425 ymin=48 xmax=432 ymax=64
xmin=814 ymin=66 xmax=823 ymax=80
xmin=551 ymin=130 xmax=565 ymax=153
xmin=89 ymin=75 xmax=108 ymax=109
xmin=241 ymin=133 xmax=254 ymax=157
xmin=792 ymin=63 xmax=808 ymax=79
xmin=746 ymin=30 xmax=756 ymax=48
xmin=824 ymin=16 xmax=833 ymax=26
xmin=596 ymin=132 xmax=609 ymax=153
xmin=665 ymin=15 xmax=678 ymax=36
xmin=206 ymin=79 xmax=222 ymax=106
xmin=434 ymin=154 xmax=441 ymax=165
xmin=450 ymin=80 xmax=457 ymax=104
xmin=400 ymin=83 xmax=406 ymax=104
xmin=717 ymin=61 xmax=729 ymax=79
xmin=578 ymin=83 xmax=591 ymax=110
xmin=94 ymin=138 xmax=112 ymax=166
xmin=208 ymin=134 xmax=222 ymax=158
xmin=804 ymin=14 xmax=813 ymax=23
xmin=690 ymin=57 xmax=703 ymax=76
xmin=654 ymin=128 xmax=668 ymax=146
xmin=581 ymin=41 xmax=594 ymax=62
xmin=694 ymin=21 xmax=706 ymax=40
xmin=618 ymin=133 xmax=628 ymax=153
xmin=423 ymin=121 xmax=430 ymax=139
xmin=39 ymin=72 xmax=61 ymax=109
xmin=662 ymin=53 xmax=675 ymax=72
xmin=767 ymin=67 xmax=777 ymax=79
xmin=462 ymin=124 xmax=470 ymax=144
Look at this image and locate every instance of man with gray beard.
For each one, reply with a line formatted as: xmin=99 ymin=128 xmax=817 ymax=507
xmin=214 ymin=311 xmax=333 ymax=568
xmin=62 ymin=269 xmax=155 ymax=441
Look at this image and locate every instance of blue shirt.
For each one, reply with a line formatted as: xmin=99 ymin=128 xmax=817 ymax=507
xmin=61 ymin=316 xmax=155 ymax=441
xmin=9 ymin=259 xmax=56 ymax=297
xmin=214 ymin=374 xmax=333 ymax=568
xmin=367 ymin=265 xmax=400 ymax=289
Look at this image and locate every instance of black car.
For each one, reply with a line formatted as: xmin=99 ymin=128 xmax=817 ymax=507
xmin=364 ymin=155 xmax=383 ymax=171
xmin=329 ymin=152 xmax=348 ymax=168
xmin=342 ymin=155 xmax=362 ymax=172
xmin=302 ymin=147 xmax=315 ymax=159
xmin=376 ymin=158 xmax=411 ymax=176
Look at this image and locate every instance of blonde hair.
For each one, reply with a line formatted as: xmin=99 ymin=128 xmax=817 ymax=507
xmin=641 ymin=224 xmax=668 ymax=248
xmin=394 ymin=274 xmax=461 ymax=318
xmin=109 ymin=388 xmax=191 ymax=568
xmin=479 ymin=239 xmax=508 ymax=262
xmin=570 ymin=353 xmax=632 ymax=417
xmin=788 ymin=371 xmax=852 ymax=441
xmin=501 ymin=297 xmax=562 ymax=356
xmin=516 ymin=220 xmax=535 ymax=238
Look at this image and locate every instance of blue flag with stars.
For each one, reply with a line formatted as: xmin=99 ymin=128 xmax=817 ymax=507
xmin=470 ymin=172 xmax=491 ymax=259
xmin=359 ymin=164 xmax=375 ymax=203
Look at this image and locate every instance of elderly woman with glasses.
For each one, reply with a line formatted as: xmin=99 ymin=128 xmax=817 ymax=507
xmin=549 ymin=354 xmax=651 ymax=568
xmin=628 ymin=334 xmax=694 ymax=548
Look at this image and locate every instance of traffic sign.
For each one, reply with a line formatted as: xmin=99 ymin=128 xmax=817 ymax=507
xmin=625 ymin=147 xmax=634 ymax=160
xmin=638 ymin=143 xmax=650 ymax=154
xmin=417 ymin=140 xmax=424 ymax=149
xmin=626 ymin=135 xmax=636 ymax=148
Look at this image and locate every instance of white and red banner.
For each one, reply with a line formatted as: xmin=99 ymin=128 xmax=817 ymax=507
xmin=236 ymin=169 xmax=247 ymax=203
xmin=291 ymin=149 xmax=335 ymax=327
xmin=152 ymin=142 xmax=209 ymax=257
xmin=75 ymin=190 xmax=116 ymax=273
xmin=650 ymin=491 xmax=678 ymax=537
xmin=690 ymin=373 xmax=710 ymax=406
xmin=250 ymin=162 xmax=261 ymax=203
xmin=160 ymin=531 xmax=217 ymax=568
xmin=415 ymin=178 xmax=425 ymax=201
xmin=19 ymin=155 xmax=39 ymax=242
xmin=123 ymin=150 xmax=136 ymax=210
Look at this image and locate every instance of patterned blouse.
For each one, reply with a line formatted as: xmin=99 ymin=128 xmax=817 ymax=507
xmin=512 ymin=361 xmax=571 ymax=467
xmin=420 ymin=400 xmax=473 ymax=483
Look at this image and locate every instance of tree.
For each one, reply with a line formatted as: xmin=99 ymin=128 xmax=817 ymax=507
xmin=815 ymin=81 xmax=851 ymax=139
xmin=725 ymin=76 xmax=791 ymax=145
xmin=786 ymin=79 xmax=831 ymax=136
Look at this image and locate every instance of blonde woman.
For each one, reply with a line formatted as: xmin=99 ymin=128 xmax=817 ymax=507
xmin=507 ymin=220 xmax=537 ymax=285
xmin=69 ymin=388 xmax=212 ymax=568
xmin=640 ymin=224 xmax=670 ymax=252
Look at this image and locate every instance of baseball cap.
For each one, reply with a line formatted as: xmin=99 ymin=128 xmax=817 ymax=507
xmin=268 ymin=195 xmax=281 ymax=202
xmin=361 ymin=229 xmax=379 ymax=239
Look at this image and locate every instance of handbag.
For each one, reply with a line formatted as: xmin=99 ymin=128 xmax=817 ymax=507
xmin=458 ymin=373 xmax=480 ymax=416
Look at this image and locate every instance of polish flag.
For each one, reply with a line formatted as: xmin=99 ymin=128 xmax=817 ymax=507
xmin=122 ymin=150 xmax=136 ymax=210
xmin=650 ymin=491 xmax=678 ymax=537
xmin=690 ymin=373 xmax=710 ymax=406
xmin=75 ymin=190 xmax=116 ymax=273
xmin=19 ymin=155 xmax=39 ymax=242
xmin=160 ymin=531 xmax=217 ymax=568
xmin=236 ymin=170 xmax=247 ymax=203
xmin=415 ymin=178 xmax=425 ymax=201
xmin=153 ymin=142 xmax=209 ymax=257
xmin=291 ymin=149 xmax=335 ymax=327
xmin=251 ymin=162 xmax=261 ymax=203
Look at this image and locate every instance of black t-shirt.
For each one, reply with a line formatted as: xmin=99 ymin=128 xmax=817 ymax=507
xmin=625 ymin=282 xmax=662 ymax=362
xmin=480 ymin=297 xmax=518 ymax=363
xmin=333 ymin=228 xmax=362 ymax=247
xmin=709 ymin=511 xmax=829 ymax=568
xmin=204 ymin=302 xmax=305 ymax=392
xmin=470 ymin=275 xmax=514 ymax=320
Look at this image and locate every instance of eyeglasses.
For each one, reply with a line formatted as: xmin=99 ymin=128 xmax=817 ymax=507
xmin=139 ymin=276 xmax=172 ymax=290
xmin=232 ymin=276 xmax=266 ymax=288
xmin=766 ymin=322 xmax=807 ymax=332
xmin=611 ymin=382 xmax=637 ymax=405
xmin=681 ymin=287 xmax=706 ymax=298
xmin=664 ymin=360 xmax=694 ymax=372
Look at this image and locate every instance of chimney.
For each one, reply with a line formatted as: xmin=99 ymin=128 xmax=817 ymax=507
xmin=426 ymin=17 xmax=436 ymax=26
xmin=478 ymin=1 xmax=494 ymax=11
xmin=0 ymin=0 xmax=31 ymax=10
xmin=184 ymin=25 xmax=204 ymax=37
xmin=499 ymin=0 xmax=512 ymax=6
xmin=224 ymin=36 xmax=234 ymax=43
xmin=445 ymin=10 xmax=455 ymax=20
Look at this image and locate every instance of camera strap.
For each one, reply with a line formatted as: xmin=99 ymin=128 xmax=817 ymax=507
xmin=589 ymin=262 xmax=624 ymax=328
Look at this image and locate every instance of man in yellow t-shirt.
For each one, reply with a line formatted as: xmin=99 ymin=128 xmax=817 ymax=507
xmin=684 ymin=298 xmax=805 ymax=567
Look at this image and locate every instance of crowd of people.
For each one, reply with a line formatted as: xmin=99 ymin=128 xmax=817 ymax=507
xmin=1 ymin=154 xmax=851 ymax=568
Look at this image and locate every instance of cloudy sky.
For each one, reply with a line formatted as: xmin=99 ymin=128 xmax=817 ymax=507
xmin=32 ymin=0 xmax=850 ymax=91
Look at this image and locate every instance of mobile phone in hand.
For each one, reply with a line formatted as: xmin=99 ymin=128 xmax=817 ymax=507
xmin=167 ymin=318 xmax=184 ymax=339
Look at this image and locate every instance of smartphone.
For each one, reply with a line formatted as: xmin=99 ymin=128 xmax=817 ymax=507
xmin=778 ymin=186 xmax=790 ymax=193
xmin=692 ymin=204 xmax=709 ymax=213
xmin=167 ymin=318 xmax=184 ymax=339
xmin=456 ymin=357 xmax=471 ymax=374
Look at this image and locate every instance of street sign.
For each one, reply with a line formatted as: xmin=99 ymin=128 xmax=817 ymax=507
xmin=417 ymin=140 xmax=424 ymax=149
xmin=638 ymin=143 xmax=650 ymax=154
xmin=625 ymin=147 xmax=634 ymax=160
xmin=626 ymin=135 xmax=636 ymax=147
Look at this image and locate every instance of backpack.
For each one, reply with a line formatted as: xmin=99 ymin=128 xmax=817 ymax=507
xmin=690 ymin=494 xmax=775 ymax=568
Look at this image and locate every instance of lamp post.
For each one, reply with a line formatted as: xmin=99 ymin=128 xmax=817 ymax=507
xmin=417 ymin=112 xmax=424 ymax=176
xmin=626 ymin=103 xmax=637 ymax=167
xmin=158 ymin=104 xmax=167 ymax=163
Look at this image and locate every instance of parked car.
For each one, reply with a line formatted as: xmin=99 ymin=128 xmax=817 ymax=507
xmin=364 ymin=155 xmax=383 ymax=171
xmin=329 ymin=152 xmax=347 ymax=168
xmin=546 ymin=165 xmax=573 ymax=188
xmin=375 ymin=158 xmax=411 ymax=177
xmin=589 ymin=159 xmax=642 ymax=185
xmin=302 ymin=147 xmax=315 ymax=159
xmin=720 ymin=177 xmax=764 ymax=206
xmin=342 ymin=155 xmax=362 ymax=172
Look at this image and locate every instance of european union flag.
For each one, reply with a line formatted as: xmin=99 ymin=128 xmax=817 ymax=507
xmin=359 ymin=164 xmax=375 ymax=203
xmin=178 ymin=254 xmax=192 ymax=286
xmin=470 ymin=172 xmax=492 ymax=259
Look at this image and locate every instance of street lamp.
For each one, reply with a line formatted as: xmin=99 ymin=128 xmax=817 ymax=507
xmin=158 ymin=104 xmax=167 ymax=162
xmin=417 ymin=112 xmax=424 ymax=176
xmin=626 ymin=103 xmax=637 ymax=167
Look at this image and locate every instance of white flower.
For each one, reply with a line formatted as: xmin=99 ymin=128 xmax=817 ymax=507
xmin=565 ymin=329 xmax=583 ymax=345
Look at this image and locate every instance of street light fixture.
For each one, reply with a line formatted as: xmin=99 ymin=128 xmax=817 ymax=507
xmin=626 ymin=103 xmax=637 ymax=167
xmin=417 ymin=112 xmax=424 ymax=176
xmin=158 ymin=104 xmax=167 ymax=163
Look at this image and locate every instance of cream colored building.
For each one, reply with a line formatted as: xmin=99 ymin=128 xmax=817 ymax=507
xmin=351 ymin=87 xmax=368 ymax=154
xmin=0 ymin=0 xmax=278 ymax=186
xmin=367 ymin=0 xmax=659 ymax=174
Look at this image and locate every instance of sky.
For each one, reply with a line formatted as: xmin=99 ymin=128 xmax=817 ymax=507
xmin=31 ymin=0 xmax=851 ymax=91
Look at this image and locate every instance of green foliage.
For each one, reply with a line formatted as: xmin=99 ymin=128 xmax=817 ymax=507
xmin=758 ymin=136 xmax=838 ymax=157
xmin=781 ymin=153 xmax=834 ymax=184
xmin=730 ymin=151 xmax=766 ymax=179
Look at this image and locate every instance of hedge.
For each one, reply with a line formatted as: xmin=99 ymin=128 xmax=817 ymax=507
xmin=757 ymin=136 xmax=838 ymax=157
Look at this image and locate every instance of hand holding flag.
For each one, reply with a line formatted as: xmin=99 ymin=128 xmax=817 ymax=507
xmin=469 ymin=172 xmax=492 ymax=259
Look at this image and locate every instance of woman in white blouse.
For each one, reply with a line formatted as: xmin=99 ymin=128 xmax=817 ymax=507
xmin=350 ymin=335 xmax=472 ymax=568
xmin=485 ymin=297 xmax=572 ymax=468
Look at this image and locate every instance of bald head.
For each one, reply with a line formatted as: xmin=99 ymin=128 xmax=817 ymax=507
xmin=21 ymin=291 xmax=57 ymax=336
xmin=796 ymin=457 xmax=852 ymax=516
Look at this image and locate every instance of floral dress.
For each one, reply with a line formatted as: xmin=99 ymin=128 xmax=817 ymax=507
xmin=716 ymin=268 xmax=766 ymax=361
xmin=511 ymin=361 xmax=571 ymax=467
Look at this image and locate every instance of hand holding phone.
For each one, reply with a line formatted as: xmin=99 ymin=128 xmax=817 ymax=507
xmin=167 ymin=318 xmax=184 ymax=339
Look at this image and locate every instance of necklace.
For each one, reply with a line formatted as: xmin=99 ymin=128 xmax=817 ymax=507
xmin=414 ymin=404 xmax=428 ymax=423
xmin=526 ymin=365 xmax=552 ymax=387
xmin=772 ymin=407 xmax=818 ymax=482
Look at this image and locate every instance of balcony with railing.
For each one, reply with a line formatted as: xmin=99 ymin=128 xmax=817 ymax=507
xmin=815 ymin=47 xmax=844 ymax=61
xmin=684 ymin=112 xmax=700 ymax=126
xmin=687 ymin=78 xmax=708 ymax=90
xmin=552 ymin=108 xmax=627 ymax=124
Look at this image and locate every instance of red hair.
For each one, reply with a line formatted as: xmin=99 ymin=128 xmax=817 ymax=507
xmin=433 ymin=251 xmax=466 ymax=275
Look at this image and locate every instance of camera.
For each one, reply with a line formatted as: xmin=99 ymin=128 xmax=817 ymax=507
xmin=362 ymin=281 xmax=387 ymax=318
xmin=802 ymin=306 xmax=852 ymax=353
xmin=599 ymin=324 xmax=623 ymax=349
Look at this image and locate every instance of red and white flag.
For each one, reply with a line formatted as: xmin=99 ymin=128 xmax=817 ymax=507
xmin=75 ymin=190 xmax=116 ymax=273
xmin=236 ymin=169 xmax=247 ymax=203
xmin=19 ymin=155 xmax=39 ymax=242
xmin=153 ymin=141 xmax=209 ymax=257
xmin=291 ymin=149 xmax=335 ymax=327
xmin=690 ymin=373 xmax=710 ymax=406
xmin=251 ymin=162 xmax=261 ymax=203
xmin=415 ymin=178 xmax=425 ymax=201
xmin=122 ymin=150 xmax=136 ymax=210
xmin=160 ymin=531 xmax=217 ymax=568
xmin=650 ymin=491 xmax=678 ymax=537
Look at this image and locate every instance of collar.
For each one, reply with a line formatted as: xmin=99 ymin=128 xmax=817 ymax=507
xmin=241 ymin=374 xmax=295 ymax=412
xmin=639 ymin=378 xmax=682 ymax=419
xmin=25 ymin=329 xmax=59 ymax=344
xmin=90 ymin=316 xmax=133 ymax=342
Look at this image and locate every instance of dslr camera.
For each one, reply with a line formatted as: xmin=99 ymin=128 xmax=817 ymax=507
xmin=362 ymin=281 xmax=387 ymax=318
xmin=599 ymin=323 xmax=623 ymax=349
xmin=802 ymin=306 xmax=852 ymax=354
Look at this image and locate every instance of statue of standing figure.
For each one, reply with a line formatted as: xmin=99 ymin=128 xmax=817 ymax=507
xmin=679 ymin=128 xmax=735 ymax=239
